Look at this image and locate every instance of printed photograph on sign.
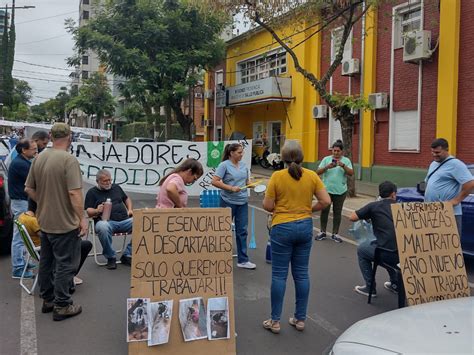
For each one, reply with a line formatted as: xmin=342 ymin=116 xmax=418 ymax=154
xmin=127 ymin=298 xmax=150 ymax=342
xmin=148 ymin=300 xmax=173 ymax=346
xmin=207 ymin=297 xmax=230 ymax=340
xmin=179 ymin=297 xmax=208 ymax=342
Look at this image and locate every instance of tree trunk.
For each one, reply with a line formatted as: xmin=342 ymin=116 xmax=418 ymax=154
xmin=338 ymin=112 xmax=356 ymax=197
xmin=169 ymin=98 xmax=192 ymax=140
xmin=164 ymin=105 xmax=172 ymax=141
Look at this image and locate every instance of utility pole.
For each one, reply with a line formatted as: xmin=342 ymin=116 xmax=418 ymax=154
xmin=0 ymin=2 xmax=35 ymax=118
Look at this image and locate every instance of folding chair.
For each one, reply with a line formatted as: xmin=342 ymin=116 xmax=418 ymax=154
xmin=88 ymin=218 xmax=130 ymax=266
xmin=14 ymin=220 xmax=40 ymax=295
xmin=368 ymin=246 xmax=406 ymax=308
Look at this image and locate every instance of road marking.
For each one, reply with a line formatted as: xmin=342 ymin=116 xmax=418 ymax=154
xmin=306 ymin=313 xmax=340 ymax=336
xmin=20 ymin=287 xmax=38 ymax=355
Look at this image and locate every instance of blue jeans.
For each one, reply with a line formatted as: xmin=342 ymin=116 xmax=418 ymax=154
xmin=95 ymin=218 xmax=132 ymax=259
xmin=270 ymin=218 xmax=313 ymax=321
xmin=357 ymin=240 xmax=399 ymax=289
xmin=11 ymin=199 xmax=28 ymax=273
xmin=220 ymin=198 xmax=249 ymax=263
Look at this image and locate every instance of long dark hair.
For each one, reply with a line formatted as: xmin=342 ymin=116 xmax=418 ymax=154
xmin=222 ymin=143 xmax=242 ymax=161
xmin=281 ymin=140 xmax=304 ymax=180
xmin=159 ymin=158 xmax=203 ymax=186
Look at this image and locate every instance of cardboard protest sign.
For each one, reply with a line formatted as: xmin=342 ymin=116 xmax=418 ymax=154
xmin=392 ymin=202 xmax=470 ymax=306
xmin=129 ymin=208 xmax=236 ymax=355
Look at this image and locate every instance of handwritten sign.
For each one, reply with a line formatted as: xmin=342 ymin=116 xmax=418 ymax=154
xmin=71 ymin=139 xmax=251 ymax=196
xmin=129 ymin=208 xmax=236 ymax=355
xmin=392 ymin=202 xmax=470 ymax=306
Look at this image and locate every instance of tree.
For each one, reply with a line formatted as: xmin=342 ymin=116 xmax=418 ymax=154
xmin=68 ymin=0 xmax=226 ymax=140
xmin=201 ymin=0 xmax=375 ymax=196
xmin=67 ymin=73 xmax=116 ymax=128
xmin=11 ymin=79 xmax=32 ymax=107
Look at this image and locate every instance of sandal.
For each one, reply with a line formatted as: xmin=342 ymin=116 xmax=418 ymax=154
xmin=262 ymin=319 xmax=280 ymax=334
xmin=289 ymin=317 xmax=305 ymax=331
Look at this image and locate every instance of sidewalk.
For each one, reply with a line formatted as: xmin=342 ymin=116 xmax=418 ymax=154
xmin=250 ymin=165 xmax=375 ymax=217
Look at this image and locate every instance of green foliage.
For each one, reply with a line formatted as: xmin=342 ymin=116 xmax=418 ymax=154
xmin=68 ymin=0 xmax=226 ymax=137
xmin=67 ymin=73 xmax=116 ymax=121
xmin=330 ymin=92 xmax=372 ymax=111
xmin=117 ymin=121 xmax=188 ymax=142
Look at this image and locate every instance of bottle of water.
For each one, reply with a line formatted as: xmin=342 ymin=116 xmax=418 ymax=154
xmin=102 ymin=198 xmax=112 ymax=221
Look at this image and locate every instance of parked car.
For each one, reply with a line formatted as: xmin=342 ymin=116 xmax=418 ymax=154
xmin=77 ymin=133 xmax=93 ymax=142
xmin=0 ymin=173 xmax=13 ymax=255
xmin=130 ymin=137 xmax=154 ymax=143
xmin=396 ymin=164 xmax=474 ymax=257
xmin=330 ymin=297 xmax=474 ymax=354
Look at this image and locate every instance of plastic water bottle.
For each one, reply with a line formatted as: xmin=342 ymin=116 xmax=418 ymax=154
xmin=212 ymin=190 xmax=219 ymax=207
xmin=101 ymin=198 xmax=112 ymax=221
xmin=265 ymin=239 xmax=272 ymax=264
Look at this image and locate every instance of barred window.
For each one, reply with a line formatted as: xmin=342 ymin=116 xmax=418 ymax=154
xmin=238 ymin=50 xmax=287 ymax=84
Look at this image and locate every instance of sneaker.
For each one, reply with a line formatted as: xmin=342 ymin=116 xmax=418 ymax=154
xmin=106 ymin=258 xmax=117 ymax=270
xmin=27 ymin=262 xmax=38 ymax=270
xmin=315 ymin=232 xmax=326 ymax=241
xmin=42 ymin=300 xmax=54 ymax=314
xmin=354 ymin=285 xmax=376 ymax=297
xmin=53 ymin=304 xmax=82 ymax=321
xmin=12 ymin=269 xmax=34 ymax=279
xmin=120 ymin=255 xmax=132 ymax=266
xmin=331 ymin=234 xmax=343 ymax=243
xmin=73 ymin=276 xmax=83 ymax=286
xmin=237 ymin=261 xmax=256 ymax=269
xmin=384 ymin=281 xmax=398 ymax=294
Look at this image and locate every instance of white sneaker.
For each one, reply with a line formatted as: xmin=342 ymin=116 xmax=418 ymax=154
xmin=73 ymin=276 xmax=83 ymax=286
xmin=237 ymin=261 xmax=256 ymax=269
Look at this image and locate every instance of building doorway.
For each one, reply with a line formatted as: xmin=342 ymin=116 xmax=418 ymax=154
xmin=267 ymin=121 xmax=283 ymax=153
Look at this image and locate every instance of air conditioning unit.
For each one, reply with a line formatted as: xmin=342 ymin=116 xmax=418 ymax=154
xmin=205 ymin=120 xmax=213 ymax=127
xmin=204 ymin=90 xmax=214 ymax=99
xmin=194 ymin=92 xmax=203 ymax=99
xmin=368 ymin=93 xmax=388 ymax=109
xmin=403 ymin=30 xmax=432 ymax=63
xmin=312 ymin=105 xmax=328 ymax=119
xmin=341 ymin=58 xmax=360 ymax=76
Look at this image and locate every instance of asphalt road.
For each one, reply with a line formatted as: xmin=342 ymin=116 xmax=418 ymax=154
xmin=1 ymin=192 xmax=474 ymax=355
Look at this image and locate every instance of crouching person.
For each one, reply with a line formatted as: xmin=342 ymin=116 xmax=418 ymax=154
xmin=85 ymin=169 xmax=133 ymax=270
xmin=350 ymin=181 xmax=400 ymax=297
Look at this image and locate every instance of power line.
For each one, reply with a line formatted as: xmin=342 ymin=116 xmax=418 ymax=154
xmin=13 ymin=68 xmax=72 ymax=78
xmin=16 ymin=34 xmax=70 ymax=45
xmin=14 ymin=60 xmax=72 ymax=71
xmin=16 ymin=53 xmax=73 ymax=56
xmin=16 ymin=11 xmax=77 ymax=25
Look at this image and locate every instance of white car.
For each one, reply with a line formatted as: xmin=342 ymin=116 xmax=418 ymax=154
xmin=77 ymin=133 xmax=93 ymax=142
xmin=330 ymin=297 xmax=474 ymax=354
xmin=130 ymin=137 xmax=154 ymax=143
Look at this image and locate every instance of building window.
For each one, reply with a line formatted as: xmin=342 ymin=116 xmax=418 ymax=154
xmin=82 ymin=10 xmax=89 ymax=20
xmin=394 ymin=4 xmax=422 ymax=49
xmin=238 ymin=50 xmax=287 ymax=84
xmin=390 ymin=111 xmax=419 ymax=151
xmin=82 ymin=55 xmax=89 ymax=65
xmin=82 ymin=70 xmax=89 ymax=79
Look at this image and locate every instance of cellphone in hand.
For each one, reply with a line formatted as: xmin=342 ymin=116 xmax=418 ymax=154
xmin=332 ymin=158 xmax=338 ymax=165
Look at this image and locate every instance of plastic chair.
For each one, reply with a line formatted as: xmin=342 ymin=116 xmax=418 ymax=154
xmin=368 ymin=246 xmax=406 ymax=308
xmin=14 ymin=220 xmax=40 ymax=295
xmin=88 ymin=218 xmax=130 ymax=266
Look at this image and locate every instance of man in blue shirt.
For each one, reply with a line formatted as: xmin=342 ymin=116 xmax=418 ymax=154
xmin=424 ymin=138 xmax=474 ymax=236
xmin=8 ymin=139 xmax=38 ymax=278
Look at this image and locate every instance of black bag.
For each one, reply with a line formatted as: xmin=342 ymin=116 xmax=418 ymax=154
xmin=417 ymin=157 xmax=454 ymax=195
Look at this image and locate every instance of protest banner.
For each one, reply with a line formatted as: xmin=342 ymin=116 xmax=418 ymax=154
xmin=71 ymin=139 xmax=251 ymax=196
xmin=129 ymin=208 xmax=236 ymax=355
xmin=391 ymin=202 xmax=470 ymax=306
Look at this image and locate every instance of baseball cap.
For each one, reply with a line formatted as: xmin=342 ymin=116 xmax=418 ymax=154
xmin=51 ymin=123 xmax=71 ymax=139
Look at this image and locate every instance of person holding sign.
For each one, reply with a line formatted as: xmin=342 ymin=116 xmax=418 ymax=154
xmin=350 ymin=181 xmax=400 ymax=297
xmin=424 ymin=138 xmax=474 ymax=236
xmin=315 ymin=140 xmax=353 ymax=243
xmin=212 ymin=143 xmax=256 ymax=270
xmin=156 ymin=158 xmax=204 ymax=208
xmin=262 ymin=140 xmax=330 ymax=333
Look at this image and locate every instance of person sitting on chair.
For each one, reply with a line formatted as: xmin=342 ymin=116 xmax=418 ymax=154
xmin=85 ymin=169 xmax=133 ymax=270
xmin=18 ymin=198 xmax=92 ymax=287
xmin=349 ymin=181 xmax=400 ymax=297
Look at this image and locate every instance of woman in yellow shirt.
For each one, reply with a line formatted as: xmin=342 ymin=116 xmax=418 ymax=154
xmin=262 ymin=140 xmax=330 ymax=334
